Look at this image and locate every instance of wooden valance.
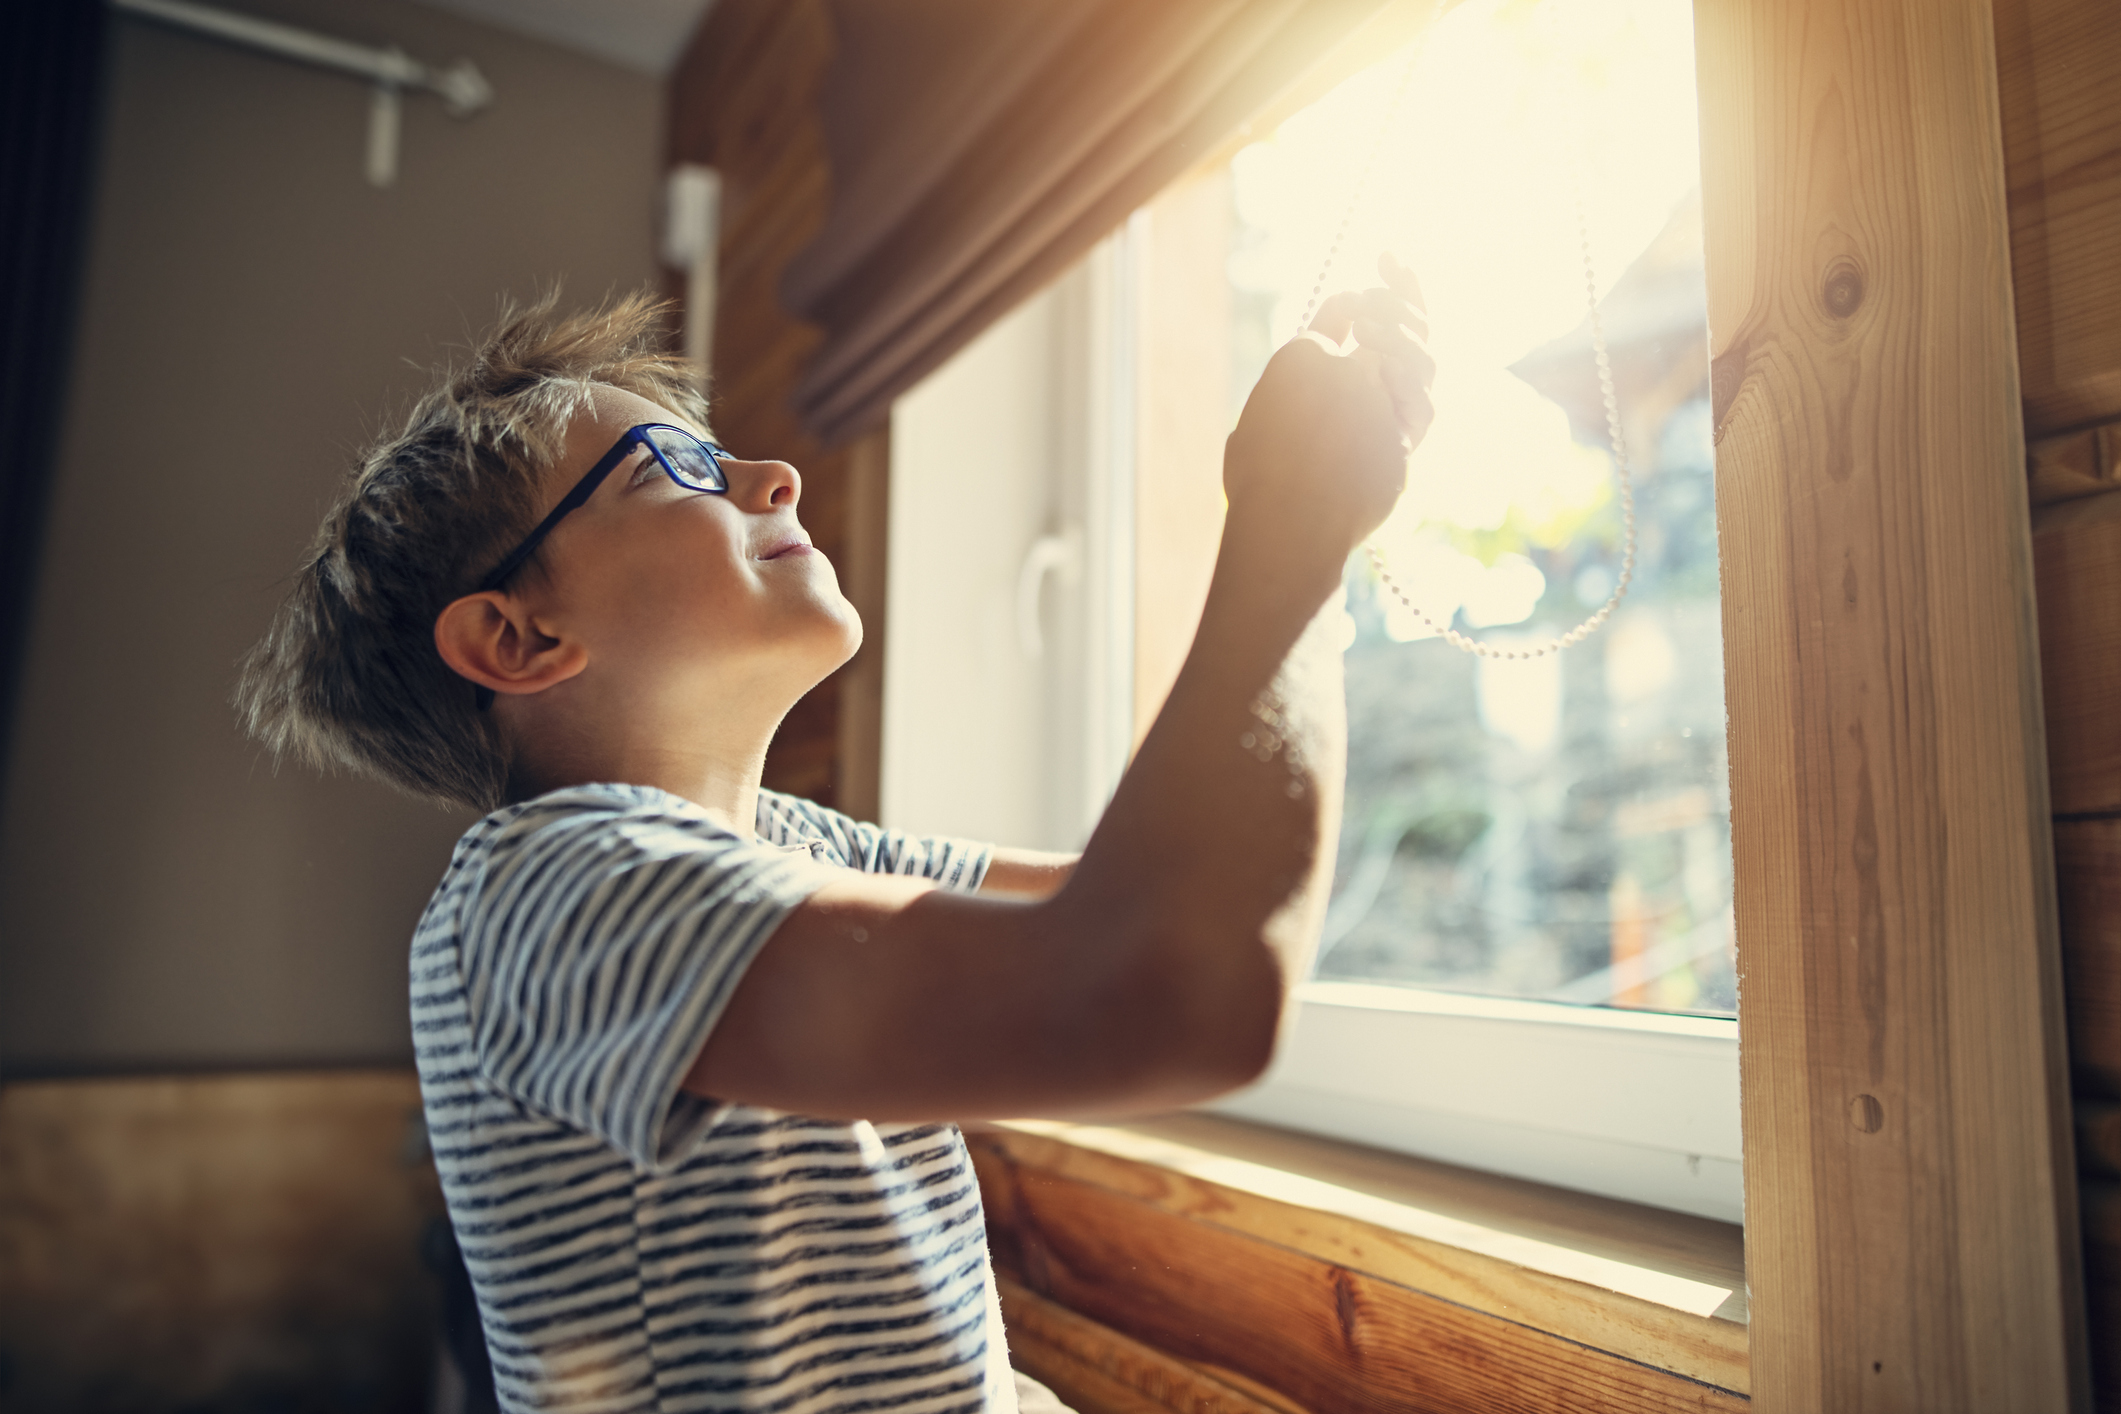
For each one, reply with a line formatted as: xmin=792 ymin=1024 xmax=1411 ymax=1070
xmin=780 ymin=0 xmax=1402 ymax=446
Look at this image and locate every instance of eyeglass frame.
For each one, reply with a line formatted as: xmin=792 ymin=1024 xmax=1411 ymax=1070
xmin=466 ymin=421 xmax=730 ymax=709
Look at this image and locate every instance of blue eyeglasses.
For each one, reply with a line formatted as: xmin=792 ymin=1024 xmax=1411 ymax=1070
xmin=469 ymin=422 xmax=729 ymax=709
xmin=476 ymin=423 xmax=729 ymax=593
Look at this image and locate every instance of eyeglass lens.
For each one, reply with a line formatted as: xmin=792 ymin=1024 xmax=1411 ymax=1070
xmin=648 ymin=428 xmax=727 ymax=492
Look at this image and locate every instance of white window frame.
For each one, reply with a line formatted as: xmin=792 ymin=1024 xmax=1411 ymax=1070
xmin=1209 ymin=983 xmax=1741 ymax=1223
xmin=881 ymin=226 xmax=1138 ymax=852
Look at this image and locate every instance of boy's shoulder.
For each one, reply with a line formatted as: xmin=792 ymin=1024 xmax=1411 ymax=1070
xmin=423 ymin=783 xmax=989 ymax=938
xmin=421 ymin=783 xmax=795 ymax=931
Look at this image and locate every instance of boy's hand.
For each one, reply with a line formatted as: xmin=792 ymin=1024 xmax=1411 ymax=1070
xmin=1224 ymin=254 xmax=1435 ymax=573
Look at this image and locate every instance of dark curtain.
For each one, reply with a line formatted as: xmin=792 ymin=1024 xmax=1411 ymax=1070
xmin=0 ymin=0 xmax=108 ymax=771
xmin=780 ymin=0 xmax=1404 ymax=445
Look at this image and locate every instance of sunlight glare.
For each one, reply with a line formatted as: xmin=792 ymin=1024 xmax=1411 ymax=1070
xmin=1232 ymin=0 xmax=1702 ymax=569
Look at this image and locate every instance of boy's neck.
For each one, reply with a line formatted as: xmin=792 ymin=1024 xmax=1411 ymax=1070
xmin=503 ymin=689 xmax=783 ymax=839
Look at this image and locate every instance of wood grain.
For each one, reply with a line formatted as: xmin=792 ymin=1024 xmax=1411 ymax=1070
xmin=977 ymin=1147 xmax=1748 ymax=1414
xmin=2033 ymin=490 xmax=2121 ymax=817
xmin=1694 ymin=0 xmax=2086 ymax=1406
xmin=999 ymin=1276 xmax=1290 ymax=1414
xmin=1025 ymin=1114 xmax=1748 ymax=1309
xmin=972 ymin=1119 xmax=1748 ymax=1391
xmin=834 ymin=430 xmax=890 ymax=820
xmin=666 ymin=0 xmax=864 ymax=809
xmin=1994 ymin=0 xmax=2121 ymax=436
xmin=0 ymin=1071 xmax=442 ymax=1411
xmin=2029 ymin=421 xmax=2121 ymax=508
xmin=2056 ymin=819 xmax=2121 ymax=1100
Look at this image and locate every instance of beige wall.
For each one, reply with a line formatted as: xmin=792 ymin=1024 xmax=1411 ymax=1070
xmin=0 ymin=0 xmax=662 ymax=1074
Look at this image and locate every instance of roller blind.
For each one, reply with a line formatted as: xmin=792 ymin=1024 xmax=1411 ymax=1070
xmin=781 ymin=0 xmax=1401 ymax=445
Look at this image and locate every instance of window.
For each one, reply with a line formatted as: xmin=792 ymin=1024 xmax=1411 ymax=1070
xmin=887 ymin=0 xmax=1738 ymax=1222
xmin=881 ymin=229 xmax=1138 ymax=854
xmin=1226 ymin=0 xmax=1728 ymax=1017
xmin=1196 ymin=0 xmax=1738 ymax=1221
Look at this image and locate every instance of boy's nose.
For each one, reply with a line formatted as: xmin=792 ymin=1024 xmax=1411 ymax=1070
xmin=726 ymin=457 xmax=802 ymax=511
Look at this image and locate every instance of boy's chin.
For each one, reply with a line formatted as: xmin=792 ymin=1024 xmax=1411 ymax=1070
xmin=830 ymin=598 xmax=864 ymax=659
xmin=785 ymin=594 xmax=864 ymax=675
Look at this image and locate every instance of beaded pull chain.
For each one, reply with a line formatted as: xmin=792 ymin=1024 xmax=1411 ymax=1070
xmin=1295 ymin=7 xmax=1636 ymax=661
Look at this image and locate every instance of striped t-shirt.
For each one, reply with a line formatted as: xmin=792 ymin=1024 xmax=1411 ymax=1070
xmin=410 ymin=782 xmax=1002 ymax=1413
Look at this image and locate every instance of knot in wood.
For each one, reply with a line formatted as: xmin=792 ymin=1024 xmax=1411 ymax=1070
xmin=1849 ymin=1093 xmax=1885 ymax=1133
xmin=1822 ymin=259 xmax=1867 ymax=319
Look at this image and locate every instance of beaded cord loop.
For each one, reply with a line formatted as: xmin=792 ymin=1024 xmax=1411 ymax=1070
xmin=1296 ymin=4 xmax=1636 ymax=661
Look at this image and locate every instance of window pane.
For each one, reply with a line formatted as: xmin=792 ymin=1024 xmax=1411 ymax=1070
xmin=1226 ymin=0 xmax=1732 ymax=1015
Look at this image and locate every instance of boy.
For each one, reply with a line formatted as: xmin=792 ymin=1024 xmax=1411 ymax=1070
xmin=237 ymin=270 xmax=1430 ymax=1413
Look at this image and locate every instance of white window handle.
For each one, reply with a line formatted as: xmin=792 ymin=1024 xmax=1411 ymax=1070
xmin=1015 ymin=530 xmax=1082 ymax=659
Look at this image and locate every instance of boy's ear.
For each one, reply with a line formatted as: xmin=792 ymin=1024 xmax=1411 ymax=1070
xmin=434 ymin=591 xmax=588 ymax=700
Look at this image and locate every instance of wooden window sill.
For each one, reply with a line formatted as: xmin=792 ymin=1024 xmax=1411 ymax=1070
xmin=969 ymin=1112 xmax=1747 ymax=1408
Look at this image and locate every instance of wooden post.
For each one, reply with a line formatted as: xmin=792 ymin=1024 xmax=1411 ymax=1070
xmin=1694 ymin=0 xmax=2089 ymax=1406
xmin=835 ymin=427 xmax=890 ymax=822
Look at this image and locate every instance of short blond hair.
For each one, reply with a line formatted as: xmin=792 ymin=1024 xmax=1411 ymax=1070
xmin=235 ymin=291 xmax=711 ymax=812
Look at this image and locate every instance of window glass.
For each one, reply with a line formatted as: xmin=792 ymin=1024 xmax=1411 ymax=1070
xmin=1227 ymin=0 xmax=1732 ymax=1014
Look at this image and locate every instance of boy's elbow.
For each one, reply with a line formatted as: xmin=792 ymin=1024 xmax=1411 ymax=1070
xmin=1122 ymin=918 xmax=1288 ymax=1104
xmin=1189 ymin=1011 xmax=1279 ymax=1099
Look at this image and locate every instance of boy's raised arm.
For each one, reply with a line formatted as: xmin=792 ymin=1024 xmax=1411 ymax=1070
xmin=689 ymin=281 xmax=1432 ymax=1123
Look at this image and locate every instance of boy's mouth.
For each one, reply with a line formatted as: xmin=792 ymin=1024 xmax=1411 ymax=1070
xmin=759 ymin=535 xmax=814 ymax=560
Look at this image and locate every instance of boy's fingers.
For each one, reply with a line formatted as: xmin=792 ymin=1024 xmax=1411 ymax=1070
xmin=1308 ymin=290 xmax=1369 ymax=344
xmin=1331 ymin=343 xmax=1426 ymax=453
xmin=1380 ymin=251 xmax=1426 ymax=308
xmin=1342 ymin=346 xmax=1417 ymax=456
xmin=1359 ymin=286 xmax=1428 ymax=341
xmin=1350 ymin=323 xmax=1436 ymax=443
xmin=1353 ymin=316 xmax=1437 ymax=387
xmin=1353 ymin=314 xmax=1431 ymax=363
xmin=1307 ymin=279 xmax=1429 ymax=346
xmin=1382 ymin=353 xmax=1434 ymax=413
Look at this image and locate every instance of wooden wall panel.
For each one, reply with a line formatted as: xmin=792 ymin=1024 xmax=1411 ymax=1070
xmin=976 ymin=1143 xmax=1746 ymax=1414
xmin=1696 ymin=0 xmax=2086 ymax=1406
xmin=833 ymin=431 xmax=890 ymax=822
xmin=667 ymin=0 xmax=887 ymax=811
xmin=974 ymin=1120 xmax=1748 ymax=1394
xmin=2040 ymin=512 xmax=2121 ymax=1411
xmin=2056 ymin=821 xmax=2121 ymax=1102
xmin=2030 ymin=423 xmax=2121 ymax=509
xmin=1995 ymin=0 xmax=2121 ymax=437
xmin=998 ymin=1277 xmax=1288 ymax=1414
xmin=0 ymin=1071 xmax=443 ymax=1411
xmin=2003 ymin=0 xmax=2121 ymax=1399
xmin=2033 ymin=492 xmax=2121 ymax=818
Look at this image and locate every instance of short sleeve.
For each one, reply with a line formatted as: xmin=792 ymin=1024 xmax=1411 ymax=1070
xmin=756 ymin=789 xmax=992 ymax=889
xmin=456 ymin=788 xmax=840 ymax=1173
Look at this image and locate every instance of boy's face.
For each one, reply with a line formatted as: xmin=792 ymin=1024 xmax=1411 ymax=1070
xmin=520 ymin=385 xmax=860 ymax=715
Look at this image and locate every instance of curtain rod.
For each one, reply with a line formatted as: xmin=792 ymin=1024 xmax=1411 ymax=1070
xmin=110 ymin=0 xmax=493 ymax=186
